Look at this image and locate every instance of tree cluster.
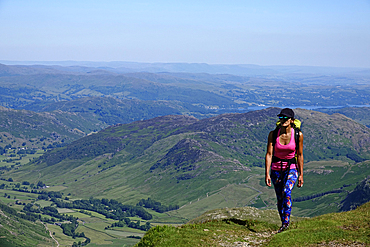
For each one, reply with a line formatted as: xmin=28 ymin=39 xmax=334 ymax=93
xmin=105 ymin=218 xmax=151 ymax=231
xmin=325 ymin=146 xmax=366 ymax=162
xmin=136 ymin=197 xmax=179 ymax=213
xmin=0 ymin=166 xmax=12 ymax=172
xmin=23 ymin=203 xmax=76 ymax=222
xmin=37 ymin=191 xmax=62 ymax=200
xmin=72 ymin=237 xmax=90 ymax=247
xmin=0 ymin=202 xmax=39 ymax=222
xmin=293 ymin=189 xmax=343 ymax=202
xmin=17 ymin=149 xmax=37 ymax=155
xmin=61 ymin=218 xmax=85 ymax=238
xmin=52 ymin=197 xmax=153 ymax=220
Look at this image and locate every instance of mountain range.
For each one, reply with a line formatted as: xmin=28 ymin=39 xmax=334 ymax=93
xmin=2 ymin=60 xmax=370 ymax=76
xmin=1 ymin=63 xmax=370 ymax=114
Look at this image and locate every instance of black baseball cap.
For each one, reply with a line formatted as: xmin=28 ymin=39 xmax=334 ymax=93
xmin=277 ymin=108 xmax=295 ymax=118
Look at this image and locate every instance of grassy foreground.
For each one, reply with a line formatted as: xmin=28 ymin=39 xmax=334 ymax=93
xmin=135 ymin=202 xmax=370 ymax=247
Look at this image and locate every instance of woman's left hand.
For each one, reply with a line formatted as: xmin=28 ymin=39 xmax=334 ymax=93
xmin=297 ymin=175 xmax=304 ymax=187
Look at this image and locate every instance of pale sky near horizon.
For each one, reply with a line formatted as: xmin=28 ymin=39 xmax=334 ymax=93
xmin=1 ymin=0 xmax=369 ymax=68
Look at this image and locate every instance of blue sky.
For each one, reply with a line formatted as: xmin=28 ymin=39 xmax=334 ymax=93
xmin=1 ymin=0 xmax=369 ymax=67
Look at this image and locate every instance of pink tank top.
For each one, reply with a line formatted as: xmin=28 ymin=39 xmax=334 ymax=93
xmin=271 ymin=128 xmax=296 ymax=171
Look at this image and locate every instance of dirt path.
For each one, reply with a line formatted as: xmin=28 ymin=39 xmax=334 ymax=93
xmin=42 ymin=222 xmax=59 ymax=247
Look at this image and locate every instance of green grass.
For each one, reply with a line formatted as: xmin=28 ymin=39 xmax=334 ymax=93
xmin=108 ymin=227 xmax=146 ymax=234
xmin=76 ymin=225 xmax=116 ymax=245
xmin=290 ymin=160 xmax=370 ymax=217
xmin=0 ymin=189 xmax=38 ymax=208
xmin=136 ymin=218 xmax=278 ymax=247
xmin=36 ymin=200 xmax=53 ymax=207
xmin=293 ymin=194 xmax=344 ymax=217
xmin=165 ymin=183 xmax=264 ymax=222
xmin=63 ymin=211 xmax=92 ymax=219
xmin=84 ymin=220 xmax=111 ymax=231
xmin=135 ymin=202 xmax=370 ymax=247
xmin=128 ymin=216 xmax=147 ymax=221
xmin=57 ymin=208 xmax=75 ymax=213
xmin=88 ymin=238 xmax=140 ymax=247
xmin=87 ymin=210 xmax=114 ymax=219
xmin=43 ymin=185 xmax=68 ymax=192
xmin=267 ymin=201 xmax=370 ymax=246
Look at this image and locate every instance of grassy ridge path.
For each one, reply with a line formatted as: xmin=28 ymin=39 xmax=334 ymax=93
xmin=135 ymin=202 xmax=370 ymax=246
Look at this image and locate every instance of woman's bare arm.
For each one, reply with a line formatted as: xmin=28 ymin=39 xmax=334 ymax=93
xmin=297 ymin=132 xmax=304 ymax=187
xmin=265 ymin=131 xmax=274 ymax=187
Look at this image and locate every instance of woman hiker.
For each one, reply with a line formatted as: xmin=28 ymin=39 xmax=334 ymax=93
xmin=265 ymin=108 xmax=304 ymax=233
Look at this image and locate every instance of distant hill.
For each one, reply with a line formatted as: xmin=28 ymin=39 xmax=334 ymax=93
xmin=0 ymin=63 xmax=236 ymax=110
xmin=2 ymin=63 xmax=370 ymax=113
xmin=0 ymin=106 xmax=88 ymax=149
xmin=3 ymin=108 xmax=370 ymax=220
xmin=2 ymin=61 xmax=370 ymax=76
xmin=316 ymin=107 xmax=370 ymax=128
xmin=21 ymin=96 xmax=206 ymax=125
xmin=0 ymin=97 xmax=220 ymax=150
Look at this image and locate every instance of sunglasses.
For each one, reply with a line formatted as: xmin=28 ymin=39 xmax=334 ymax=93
xmin=278 ymin=116 xmax=290 ymax=120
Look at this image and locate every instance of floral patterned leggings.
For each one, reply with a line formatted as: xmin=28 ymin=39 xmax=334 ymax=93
xmin=271 ymin=168 xmax=298 ymax=225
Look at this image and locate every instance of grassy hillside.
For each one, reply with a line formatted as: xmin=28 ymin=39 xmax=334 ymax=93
xmin=341 ymin=176 xmax=370 ymax=211
xmin=0 ymin=65 xmax=236 ymax=110
xmin=0 ymin=106 xmax=88 ymax=149
xmin=135 ymin=201 xmax=370 ymax=247
xmin=0 ymin=201 xmax=54 ymax=247
xmin=2 ymin=108 xmax=370 ymax=221
xmin=0 ymin=96 xmax=218 ymax=150
xmin=0 ymin=96 xmax=217 ymax=170
xmin=22 ymin=96 xmax=218 ymax=124
xmin=0 ymin=106 xmax=92 ymax=171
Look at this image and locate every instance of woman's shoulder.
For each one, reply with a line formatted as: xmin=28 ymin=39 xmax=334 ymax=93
xmin=267 ymin=130 xmax=275 ymax=141
xmin=297 ymin=130 xmax=303 ymax=141
xmin=269 ymin=129 xmax=276 ymax=136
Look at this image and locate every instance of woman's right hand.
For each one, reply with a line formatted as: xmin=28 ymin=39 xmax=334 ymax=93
xmin=265 ymin=174 xmax=271 ymax=187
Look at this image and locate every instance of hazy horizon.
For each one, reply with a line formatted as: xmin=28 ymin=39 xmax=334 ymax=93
xmin=1 ymin=60 xmax=370 ymax=70
xmin=1 ymin=1 xmax=369 ymax=68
